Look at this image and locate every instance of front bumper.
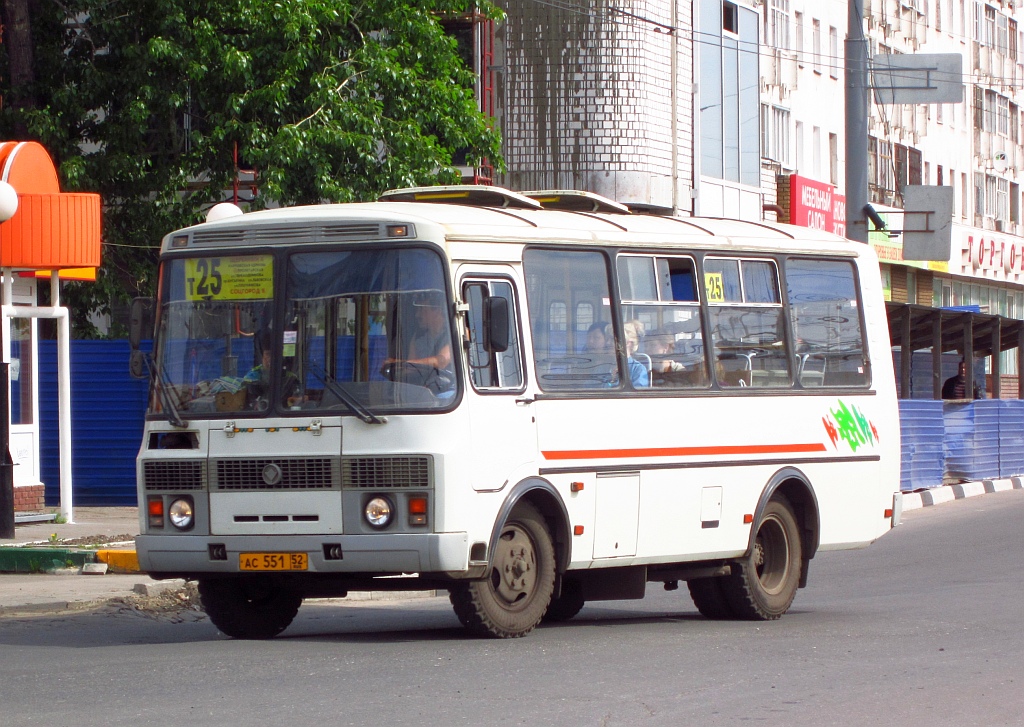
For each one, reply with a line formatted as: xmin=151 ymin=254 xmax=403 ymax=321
xmin=136 ymin=532 xmax=469 ymax=576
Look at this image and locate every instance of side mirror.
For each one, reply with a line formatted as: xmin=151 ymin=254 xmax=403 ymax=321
xmin=129 ymin=349 xmax=149 ymax=379
xmin=129 ymin=297 xmax=155 ymax=350
xmin=484 ymin=296 xmax=510 ymax=353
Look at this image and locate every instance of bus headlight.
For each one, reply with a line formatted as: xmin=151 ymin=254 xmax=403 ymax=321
xmin=364 ymin=497 xmax=393 ymax=529
xmin=168 ymin=497 xmax=195 ymax=530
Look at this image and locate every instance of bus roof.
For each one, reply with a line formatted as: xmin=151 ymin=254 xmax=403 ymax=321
xmin=167 ymin=193 xmax=862 ymax=258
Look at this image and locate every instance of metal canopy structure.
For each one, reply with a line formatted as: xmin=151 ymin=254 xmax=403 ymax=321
xmin=886 ymin=302 xmax=1024 ymax=399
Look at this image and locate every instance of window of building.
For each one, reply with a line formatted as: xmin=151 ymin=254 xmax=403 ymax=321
xmin=812 ymin=126 xmax=822 ymax=178
xmin=829 ymin=26 xmax=839 ymax=78
xmin=829 ymin=133 xmax=839 ymax=186
xmin=812 ymin=19 xmax=822 ymax=73
xmin=795 ymin=121 xmax=804 ymax=171
xmin=997 ymin=12 xmax=1009 ymax=55
xmin=997 ymin=95 xmax=1010 ymax=136
xmin=795 ymin=11 xmax=804 ymax=67
xmin=699 ymin=0 xmax=760 ymax=186
xmin=762 ymin=105 xmax=790 ymax=164
xmin=768 ymin=0 xmax=791 ymax=49
xmin=974 ymin=172 xmax=985 ymax=216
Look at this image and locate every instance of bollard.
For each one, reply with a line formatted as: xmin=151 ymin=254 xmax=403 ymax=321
xmin=0 ymin=461 xmax=13 ymax=539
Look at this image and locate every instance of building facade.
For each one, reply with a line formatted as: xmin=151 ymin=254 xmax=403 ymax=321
xmin=486 ymin=0 xmax=1024 ymax=385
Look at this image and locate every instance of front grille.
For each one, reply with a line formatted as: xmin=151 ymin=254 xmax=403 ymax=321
xmin=341 ymin=456 xmax=432 ymax=489
xmin=213 ymin=458 xmax=338 ymax=491
xmin=144 ymin=460 xmax=206 ymax=491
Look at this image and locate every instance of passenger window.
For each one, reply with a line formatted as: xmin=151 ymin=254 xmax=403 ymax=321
xmin=706 ymin=257 xmax=789 ymax=388
xmin=618 ymin=254 xmax=708 ymax=389
xmin=463 ymin=280 xmax=525 ymax=391
xmin=785 ymin=258 xmax=869 ymax=387
xmin=524 ymin=249 xmax=619 ymax=391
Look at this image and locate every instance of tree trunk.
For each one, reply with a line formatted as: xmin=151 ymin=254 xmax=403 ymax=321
xmin=2 ymin=0 xmax=37 ymax=136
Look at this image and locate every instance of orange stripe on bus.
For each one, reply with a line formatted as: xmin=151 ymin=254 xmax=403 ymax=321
xmin=541 ymin=443 xmax=828 ymax=460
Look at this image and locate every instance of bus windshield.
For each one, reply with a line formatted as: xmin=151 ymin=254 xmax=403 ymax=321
xmin=283 ymin=247 xmax=457 ymax=412
xmin=150 ymin=254 xmax=276 ymax=418
xmin=149 ymin=247 xmax=456 ymax=419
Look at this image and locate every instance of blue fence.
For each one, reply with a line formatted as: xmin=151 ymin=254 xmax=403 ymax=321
xmin=36 ymin=340 xmax=1024 ymax=501
xmin=898 ymin=399 xmax=1024 ymax=490
xmin=39 ymin=340 xmax=148 ymax=506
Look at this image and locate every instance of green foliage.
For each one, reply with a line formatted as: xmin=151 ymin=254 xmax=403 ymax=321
xmin=1 ymin=1 xmax=503 ymax=336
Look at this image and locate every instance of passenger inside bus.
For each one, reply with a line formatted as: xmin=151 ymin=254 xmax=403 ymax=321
xmin=624 ymin=320 xmax=650 ymax=388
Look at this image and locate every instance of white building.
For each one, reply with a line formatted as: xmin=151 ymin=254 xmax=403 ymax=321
xmin=482 ymin=0 xmax=1024 ymax=386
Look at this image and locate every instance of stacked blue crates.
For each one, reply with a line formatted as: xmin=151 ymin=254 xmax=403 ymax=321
xmin=944 ymin=400 xmax=1002 ymax=482
xmin=998 ymin=400 xmax=1024 ymax=478
xmin=898 ymin=400 xmax=945 ymax=491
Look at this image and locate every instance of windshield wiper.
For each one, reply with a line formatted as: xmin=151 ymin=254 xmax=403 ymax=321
xmin=307 ymin=365 xmax=387 ymax=425
xmin=144 ymin=354 xmax=187 ymax=428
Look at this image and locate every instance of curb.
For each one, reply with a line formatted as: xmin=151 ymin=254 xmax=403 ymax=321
xmin=95 ymin=550 xmax=141 ymax=573
xmin=899 ymin=476 xmax=1023 ymax=511
xmin=0 ymin=548 xmax=97 ymax=574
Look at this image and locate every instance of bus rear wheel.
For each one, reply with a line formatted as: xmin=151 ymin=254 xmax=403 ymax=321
xmin=449 ymin=502 xmax=555 ymax=638
xmin=721 ymin=497 xmax=802 ymax=620
xmin=198 ymin=578 xmax=303 ymax=639
xmin=687 ymin=576 xmax=736 ymax=619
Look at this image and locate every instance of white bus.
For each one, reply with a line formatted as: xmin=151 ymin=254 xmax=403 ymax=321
xmin=131 ymin=186 xmax=901 ymax=639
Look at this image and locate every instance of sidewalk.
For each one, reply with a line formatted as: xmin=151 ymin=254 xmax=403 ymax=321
xmin=1 ymin=479 xmax=1021 ymax=615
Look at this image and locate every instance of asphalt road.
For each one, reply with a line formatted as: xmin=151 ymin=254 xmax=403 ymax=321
xmin=2 ymin=490 xmax=1022 ymax=727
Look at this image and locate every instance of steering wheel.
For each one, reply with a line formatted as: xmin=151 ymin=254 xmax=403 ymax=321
xmin=381 ymin=361 xmax=453 ymax=395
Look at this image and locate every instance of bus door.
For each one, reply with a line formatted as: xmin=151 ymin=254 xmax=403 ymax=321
xmin=459 ymin=270 xmax=537 ymax=491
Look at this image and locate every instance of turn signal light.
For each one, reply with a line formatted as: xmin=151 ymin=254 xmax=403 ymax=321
xmin=884 ymin=508 xmax=893 ymax=518
xmin=148 ymin=497 xmax=164 ymax=528
xmin=570 ymin=481 xmax=584 ymax=493
xmin=743 ymin=514 xmax=753 ymax=524
xmin=408 ymin=496 xmax=428 ymax=526
xmin=573 ymin=525 xmax=584 ymax=536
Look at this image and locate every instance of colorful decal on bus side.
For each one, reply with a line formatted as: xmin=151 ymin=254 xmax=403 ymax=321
xmin=822 ymin=400 xmax=878 ymax=452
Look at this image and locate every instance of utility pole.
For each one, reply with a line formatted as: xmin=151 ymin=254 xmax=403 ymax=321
xmin=845 ymin=0 xmax=870 ymax=244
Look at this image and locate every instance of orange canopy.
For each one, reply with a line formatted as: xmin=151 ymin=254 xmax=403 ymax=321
xmin=0 ymin=141 xmax=101 ymax=273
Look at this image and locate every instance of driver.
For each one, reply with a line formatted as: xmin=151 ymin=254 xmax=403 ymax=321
xmin=383 ymin=291 xmax=455 ymax=394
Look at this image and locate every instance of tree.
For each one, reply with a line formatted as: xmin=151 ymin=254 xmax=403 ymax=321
xmin=0 ymin=1 xmax=503 ymax=336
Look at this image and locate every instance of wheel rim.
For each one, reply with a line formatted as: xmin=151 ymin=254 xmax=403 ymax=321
xmin=489 ymin=523 xmax=538 ymax=610
xmin=752 ymin=513 xmax=791 ymax=596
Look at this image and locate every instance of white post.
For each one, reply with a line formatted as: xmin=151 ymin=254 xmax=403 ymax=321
xmin=1 ymin=271 xmax=76 ymax=523
xmin=52 ymin=273 xmax=74 ymax=523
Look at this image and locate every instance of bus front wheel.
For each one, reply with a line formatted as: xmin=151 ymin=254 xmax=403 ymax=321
xmin=720 ymin=497 xmax=802 ymax=620
xmin=543 ymin=576 xmax=585 ymax=622
xmin=198 ymin=578 xmax=303 ymax=639
xmin=449 ymin=502 xmax=556 ymax=638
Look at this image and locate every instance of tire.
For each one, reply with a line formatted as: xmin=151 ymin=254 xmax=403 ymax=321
xmin=687 ymin=576 xmax=737 ymax=619
xmin=543 ymin=576 xmax=585 ymax=622
xmin=449 ymin=502 xmax=556 ymax=638
xmin=720 ymin=497 xmax=803 ymax=620
xmin=198 ymin=578 xmax=303 ymax=639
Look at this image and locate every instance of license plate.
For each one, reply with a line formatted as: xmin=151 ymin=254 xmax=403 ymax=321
xmin=239 ymin=552 xmax=308 ymax=571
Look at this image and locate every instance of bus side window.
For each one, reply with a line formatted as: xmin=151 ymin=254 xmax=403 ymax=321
xmin=785 ymin=258 xmax=869 ymax=387
xmin=618 ymin=254 xmax=708 ymax=390
xmin=706 ymin=257 xmax=791 ymax=388
xmin=524 ymin=249 xmax=618 ymax=391
xmin=463 ymin=280 xmax=524 ymax=391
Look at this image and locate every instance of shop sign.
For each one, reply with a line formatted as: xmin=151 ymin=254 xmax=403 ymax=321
xmin=964 ymin=232 xmax=1024 ymax=275
xmin=788 ymin=175 xmax=847 ymax=237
